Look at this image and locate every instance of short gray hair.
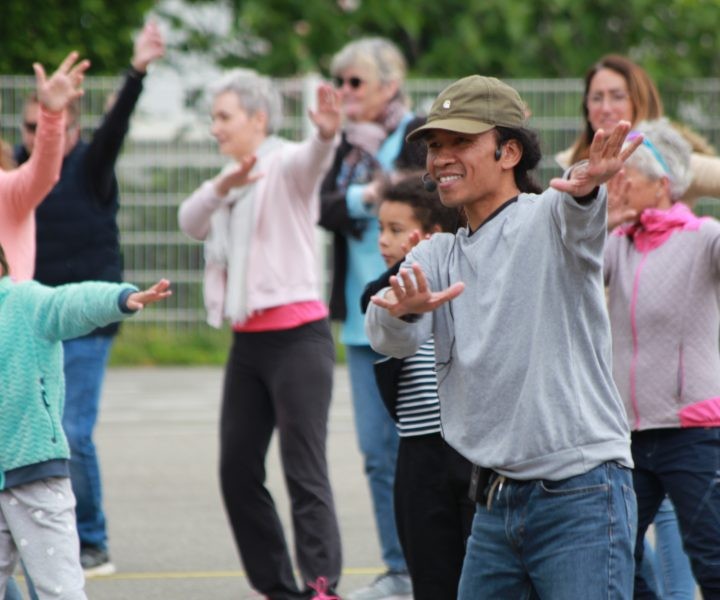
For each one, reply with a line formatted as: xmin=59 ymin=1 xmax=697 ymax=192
xmin=330 ymin=37 xmax=407 ymax=87
xmin=210 ymin=68 xmax=282 ymax=134
xmin=625 ymin=118 xmax=692 ymax=201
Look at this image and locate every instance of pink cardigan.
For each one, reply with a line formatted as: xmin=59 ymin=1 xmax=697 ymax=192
xmin=179 ymin=132 xmax=335 ymax=327
xmin=0 ymin=108 xmax=65 ymax=281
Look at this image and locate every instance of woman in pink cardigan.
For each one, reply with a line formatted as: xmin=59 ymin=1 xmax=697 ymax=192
xmin=0 ymin=51 xmax=89 ymax=281
xmin=606 ymin=119 xmax=720 ymax=597
xmin=179 ymin=69 xmax=342 ymax=600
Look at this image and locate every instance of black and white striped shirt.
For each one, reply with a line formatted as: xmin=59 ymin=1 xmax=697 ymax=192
xmin=396 ymin=337 xmax=441 ymax=437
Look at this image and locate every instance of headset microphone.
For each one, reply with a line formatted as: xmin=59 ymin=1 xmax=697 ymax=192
xmin=422 ymin=172 xmax=437 ymax=192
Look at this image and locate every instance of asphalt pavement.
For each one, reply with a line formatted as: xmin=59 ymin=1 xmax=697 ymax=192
xmin=14 ymin=365 xmax=382 ymax=600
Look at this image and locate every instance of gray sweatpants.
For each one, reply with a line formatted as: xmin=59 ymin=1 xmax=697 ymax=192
xmin=0 ymin=477 xmax=86 ymax=600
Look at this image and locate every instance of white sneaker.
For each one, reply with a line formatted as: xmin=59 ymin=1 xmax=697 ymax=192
xmin=347 ymin=572 xmax=412 ymax=600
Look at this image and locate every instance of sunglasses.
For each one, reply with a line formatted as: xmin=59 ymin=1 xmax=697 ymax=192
xmin=333 ymin=76 xmax=364 ymax=90
xmin=23 ymin=121 xmax=37 ymax=133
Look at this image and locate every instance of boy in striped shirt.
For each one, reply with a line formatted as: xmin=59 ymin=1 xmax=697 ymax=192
xmin=361 ymin=174 xmax=473 ymax=600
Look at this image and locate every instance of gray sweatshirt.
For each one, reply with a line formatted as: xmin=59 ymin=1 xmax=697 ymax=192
xmin=365 ymin=188 xmax=632 ymax=481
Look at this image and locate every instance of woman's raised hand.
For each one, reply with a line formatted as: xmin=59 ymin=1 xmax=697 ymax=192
xmin=309 ymin=83 xmax=341 ymax=141
xmin=35 ymin=51 xmax=90 ymax=113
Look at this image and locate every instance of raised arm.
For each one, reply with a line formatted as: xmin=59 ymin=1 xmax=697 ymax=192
xmin=282 ymin=84 xmax=340 ymax=197
xmin=87 ymin=20 xmax=165 ymax=202
xmin=1 ymin=51 xmax=88 ymax=214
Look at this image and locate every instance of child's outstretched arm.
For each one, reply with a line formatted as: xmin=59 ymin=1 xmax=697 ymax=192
xmin=125 ymin=279 xmax=172 ymax=311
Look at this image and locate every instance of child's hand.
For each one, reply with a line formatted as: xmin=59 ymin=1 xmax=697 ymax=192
xmin=126 ymin=279 xmax=172 ymax=311
xmin=400 ymin=229 xmax=430 ymax=255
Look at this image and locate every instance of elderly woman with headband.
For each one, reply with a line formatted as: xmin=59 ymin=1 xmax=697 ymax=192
xmin=605 ymin=118 xmax=720 ymax=598
xmin=179 ymin=69 xmax=342 ymax=600
xmin=318 ymin=37 xmax=427 ymax=600
xmin=558 ymin=54 xmax=720 ymax=206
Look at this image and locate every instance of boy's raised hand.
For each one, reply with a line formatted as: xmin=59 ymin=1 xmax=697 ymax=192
xmin=126 ymin=279 xmax=172 ymax=311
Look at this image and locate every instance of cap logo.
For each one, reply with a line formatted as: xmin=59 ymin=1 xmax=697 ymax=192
xmin=442 ymin=99 xmax=451 ymax=109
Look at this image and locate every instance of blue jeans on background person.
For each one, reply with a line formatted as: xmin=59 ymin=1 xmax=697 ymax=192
xmin=4 ymin=562 xmax=38 ymax=600
xmin=458 ymin=462 xmax=637 ymax=600
xmin=346 ymin=344 xmax=406 ymax=574
xmin=632 ymin=427 xmax=720 ymax=599
xmin=4 ymin=577 xmax=22 ymax=600
xmin=641 ymin=497 xmax=696 ymax=600
xmin=62 ymin=335 xmax=114 ymax=552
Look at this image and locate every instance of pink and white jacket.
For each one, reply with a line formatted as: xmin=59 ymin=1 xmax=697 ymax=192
xmin=178 ymin=132 xmax=335 ymax=327
xmin=605 ymin=202 xmax=720 ymax=430
xmin=0 ymin=108 xmax=64 ymax=281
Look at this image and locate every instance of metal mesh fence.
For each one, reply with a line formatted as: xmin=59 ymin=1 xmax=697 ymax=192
xmin=2 ymin=75 xmax=719 ymax=331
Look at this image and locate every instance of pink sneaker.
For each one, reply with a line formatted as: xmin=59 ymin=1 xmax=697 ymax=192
xmin=308 ymin=576 xmax=340 ymax=600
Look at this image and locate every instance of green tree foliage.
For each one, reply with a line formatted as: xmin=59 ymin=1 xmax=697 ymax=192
xmin=165 ymin=0 xmax=720 ymax=84
xmin=0 ymin=0 xmax=155 ymax=74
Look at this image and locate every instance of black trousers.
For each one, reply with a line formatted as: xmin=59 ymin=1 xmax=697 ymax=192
xmin=394 ymin=433 xmax=475 ymax=600
xmin=219 ymin=320 xmax=342 ymax=600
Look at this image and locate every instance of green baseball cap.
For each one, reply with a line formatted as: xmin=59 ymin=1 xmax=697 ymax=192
xmin=406 ymin=75 xmax=527 ymax=142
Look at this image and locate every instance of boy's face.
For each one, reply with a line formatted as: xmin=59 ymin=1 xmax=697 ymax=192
xmin=377 ymin=201 xmax=424 ymax=267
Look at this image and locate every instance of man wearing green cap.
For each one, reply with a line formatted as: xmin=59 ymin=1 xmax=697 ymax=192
xmin=365 ymin=75 xmax=642 ymax=599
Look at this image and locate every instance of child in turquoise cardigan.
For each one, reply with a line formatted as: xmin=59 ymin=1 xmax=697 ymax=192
xmin=0 ymin=245 xmax=170 ymax=599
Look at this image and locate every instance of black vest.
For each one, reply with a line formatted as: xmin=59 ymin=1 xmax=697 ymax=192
xmin=17 ymin=140 xmax=123 ymax=336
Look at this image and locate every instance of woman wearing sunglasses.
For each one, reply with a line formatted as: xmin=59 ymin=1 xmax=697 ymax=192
xmin=318 ymin=37 xmax=426 ymax=600
xmin=605 ymin=119 xmax=720 ymax=598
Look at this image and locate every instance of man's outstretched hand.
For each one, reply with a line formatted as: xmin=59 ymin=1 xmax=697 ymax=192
xmin=370 ymin=263 xmax=464 ymax=319
xmin=550 ymin=121 xmax=643 ymax=198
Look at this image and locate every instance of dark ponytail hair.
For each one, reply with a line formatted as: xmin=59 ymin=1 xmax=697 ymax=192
xmin=495 ymin=126 xmax=542 ymax=194
xmin=0 ymin=244 xmax=8 ymax=277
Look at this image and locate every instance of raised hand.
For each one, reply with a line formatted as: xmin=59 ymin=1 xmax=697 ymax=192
xmin=126 ymin=279 xmax=172 ymax=311
xmin=370 ymin=262 xmax=465 ymax=319
xmin=213 ymin=155 xmax=263 ymax=197
xmin=400 ymin=229 xmax=428 ymax=256
xmin=550 ymin=121 xmax=643 ymax=198
xmin=131 ymin=20 xmax=165 ymax=73
xmin=308 ymin=83 xmax=341 ymax=141
xmin=35 ymin=51 xmax=90 ymax=113
xmin=607 ymin=169 xmax=637 ymax=230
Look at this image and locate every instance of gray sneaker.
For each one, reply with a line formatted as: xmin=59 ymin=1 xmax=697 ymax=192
xmin=347 ymin=571 xmax=412 ymax=600
xmin=80 ymin=546 xmax=116 ymax=577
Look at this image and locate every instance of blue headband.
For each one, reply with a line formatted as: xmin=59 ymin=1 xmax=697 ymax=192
xmin=627 ymin=131 xmax=672 ymax=178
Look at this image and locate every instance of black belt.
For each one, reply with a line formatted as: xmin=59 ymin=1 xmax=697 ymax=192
xmin=469 ymin=465 xmax=523 ymax=510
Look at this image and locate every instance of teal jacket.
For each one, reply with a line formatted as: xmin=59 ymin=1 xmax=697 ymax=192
xmin=0 ymin=276 xmax=137 ymax=490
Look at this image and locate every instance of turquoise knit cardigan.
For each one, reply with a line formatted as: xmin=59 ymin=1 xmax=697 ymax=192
xmin=0 ymin=277 xmax=137 ymax=489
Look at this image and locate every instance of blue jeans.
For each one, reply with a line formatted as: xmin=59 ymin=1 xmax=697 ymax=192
xmin=641 ymin=498 xmax=696 ymax=600
xmin=4 ymin=578 xmax=22 ymax=600
xmin=4 ymin=563 xmax=38 ymax=600
xmin=632 ymin=427 xmax=720 ymax=598
xmin=62 ymin=335 xmax=113 ymax=551
xmin=458 ymin=462 xmax=637 ymax=600
xmin=346 ymin=345 xmax=405 ymax=573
